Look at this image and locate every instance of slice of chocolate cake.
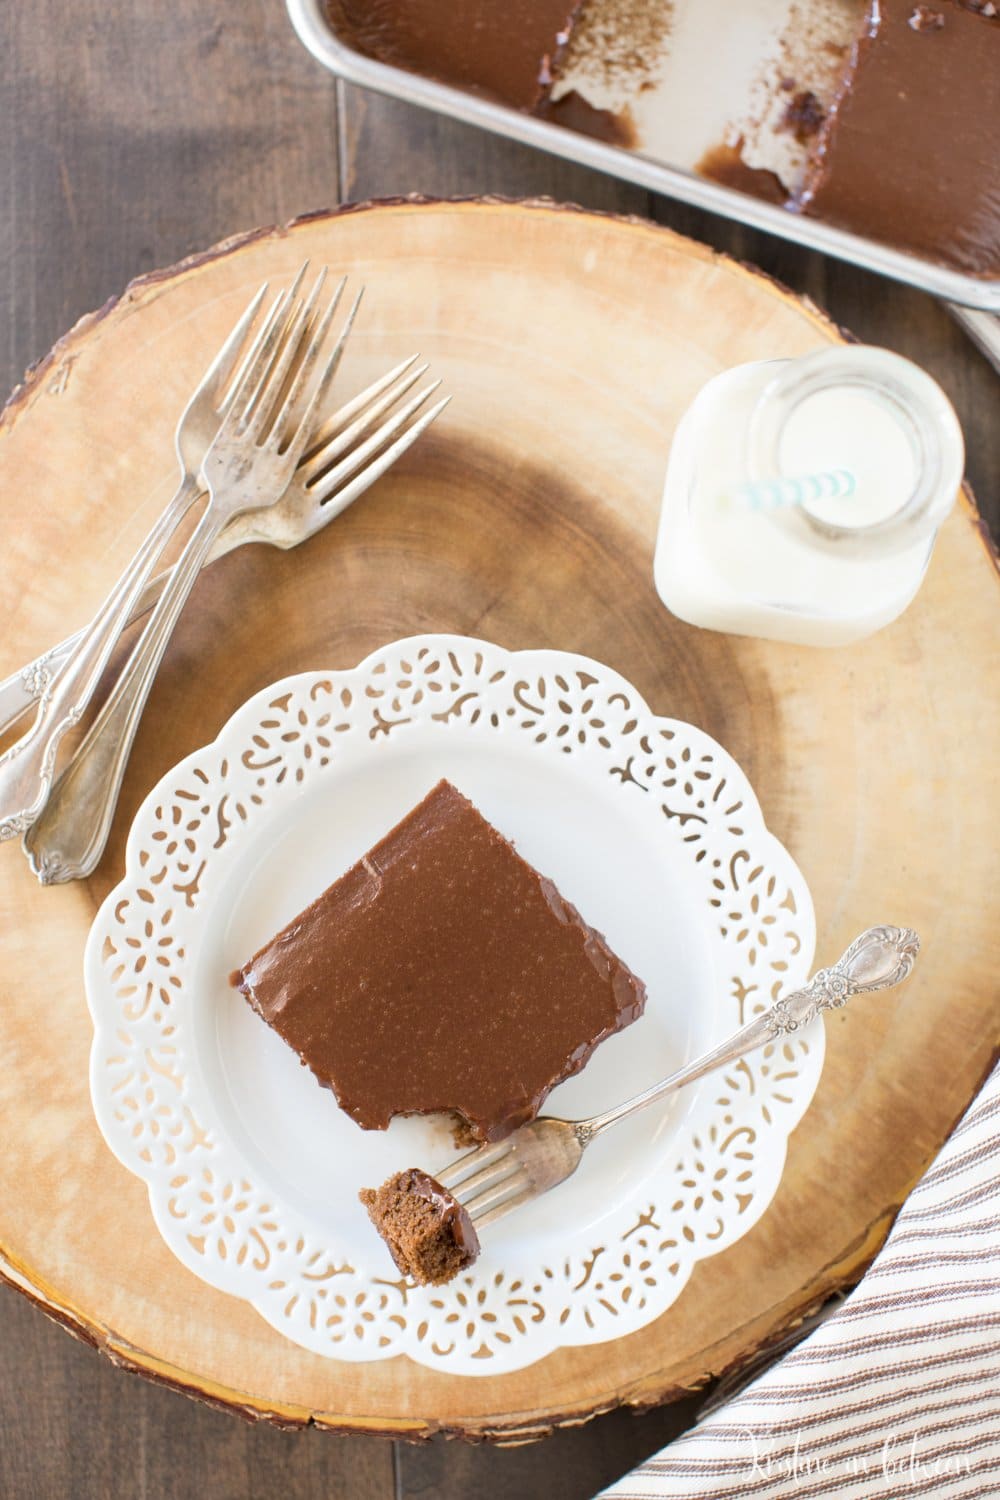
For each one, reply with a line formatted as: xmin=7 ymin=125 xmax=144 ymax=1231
xmin=328 ymin=0 xmax=584 ymax=112
xmin=232 ymin=780 xmax=646 ymax=1142
xmin=797 ymin=0 xmax=1000 ymax=275
xmin=360 ymin=1169 xmax=480 ymax=1285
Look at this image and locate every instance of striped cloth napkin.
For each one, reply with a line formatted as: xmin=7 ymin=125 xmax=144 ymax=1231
xmin=601 ymin=1061 xmax=1000 ymax=1499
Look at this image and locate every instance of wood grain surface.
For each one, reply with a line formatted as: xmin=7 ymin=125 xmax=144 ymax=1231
xmin=0 ymin=6 xmax=997 ymax=1500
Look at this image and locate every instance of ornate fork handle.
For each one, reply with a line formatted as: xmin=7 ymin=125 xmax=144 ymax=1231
xmin=580 ymin=926 xmax=921 ymax=1142
xmin=0 ymin=526 xmax=212 ymax=737
xmin=0 ymin=476 xmax=200 ymax=842
xmin=23 ymin=507 xmax=229 ymax=882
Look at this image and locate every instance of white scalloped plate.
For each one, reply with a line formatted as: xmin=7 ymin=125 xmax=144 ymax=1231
xmin=85 ymin=634 xmax=818 ymax=1376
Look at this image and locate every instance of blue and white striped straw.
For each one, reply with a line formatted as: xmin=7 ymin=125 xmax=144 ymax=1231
xmin=723 ymin=467 xmax=856 ymax=513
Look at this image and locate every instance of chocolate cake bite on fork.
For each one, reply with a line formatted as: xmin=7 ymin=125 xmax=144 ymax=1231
xmin=359 ymin=1168 xmax=480 ymax=1286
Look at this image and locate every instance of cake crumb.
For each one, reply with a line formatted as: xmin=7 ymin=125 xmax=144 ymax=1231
xmin=908 ymin=5 xmax=945 ymax=30
xmin=779 ymin=88 xmax=826 ymax=142
xmin=449 ymin=1113 xmax=478 ymax=1150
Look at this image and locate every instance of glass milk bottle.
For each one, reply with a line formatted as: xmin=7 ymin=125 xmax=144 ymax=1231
xmin=654 ymin=346 xmax=965 ymax=646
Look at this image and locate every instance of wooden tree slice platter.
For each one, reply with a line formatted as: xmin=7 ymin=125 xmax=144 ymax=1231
xmin=0 ymin=200 xmax=997 ymax=1440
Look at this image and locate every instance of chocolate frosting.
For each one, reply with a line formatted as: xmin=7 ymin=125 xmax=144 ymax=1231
xmin=393 ymin=1168 xmax=479 ymax=1263
xmin=798 ymin=0 xmax=1000 ymax=275
xmin=536 ymin=89 xmax=637 ymax=149
xmin=234 ymin=781 xmax=646 ymax=1142
xmin=697 ymin=139 xmax=787 ymax=206
xmin=328 ymin=0 xmax=583 ymax=111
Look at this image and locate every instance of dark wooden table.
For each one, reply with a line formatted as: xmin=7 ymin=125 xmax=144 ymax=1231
xmin=1 ymin=5 xmax=996 ymax=1498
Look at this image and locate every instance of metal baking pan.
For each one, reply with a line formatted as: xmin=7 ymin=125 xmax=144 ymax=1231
xmin=286 ymin=0 xmax=1000 ymax=314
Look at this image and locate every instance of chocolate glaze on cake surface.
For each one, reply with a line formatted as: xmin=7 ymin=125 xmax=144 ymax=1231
xmin=328 ymin=0 xmax=583 ymax=111
xmin=797 ymin=0 xmax=1000 ymax=275
xmin=232 ymin=780 xmax=646 ymax=1143
xmin=360 ymin=1168 xmax=480 ymax=1285
xmin=696 ymin=138 xmax=787 ymax=207
xmin=536 ymin=89 xmax=637 ymax=149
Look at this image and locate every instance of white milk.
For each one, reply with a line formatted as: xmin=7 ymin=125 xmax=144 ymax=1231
xmin=654 ymin=347 xmax=965 ymax=647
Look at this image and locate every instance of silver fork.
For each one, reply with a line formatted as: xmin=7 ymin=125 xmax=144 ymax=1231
xmin=434 ymin=927 xmax=920 ymax=1234
xmin=0 ymin=354 xmax=445 ymax=740
xmin=23 ymin=266 xmax=371 ymax=883
xmin=0 ymin=280 xmax=274 ymax=842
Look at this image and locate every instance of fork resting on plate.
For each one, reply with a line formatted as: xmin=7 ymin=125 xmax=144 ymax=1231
xmin=431 ymin=926 xmax=920 ymax=1238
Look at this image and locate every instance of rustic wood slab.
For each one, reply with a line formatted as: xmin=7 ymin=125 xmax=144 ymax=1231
xmin=0 ymin=199 xmax=996 ymax=1441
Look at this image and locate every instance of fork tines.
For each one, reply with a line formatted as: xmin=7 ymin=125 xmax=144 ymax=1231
xmin=233 ymin=267 xmax=363 ymax=455
xmin=303 ymin=368 xmax=450 ymax=512
xmin=223 ymin=268 xmax=449 ymax=510
xmin=437 ymin=1141 xmax=533 ymax=1226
